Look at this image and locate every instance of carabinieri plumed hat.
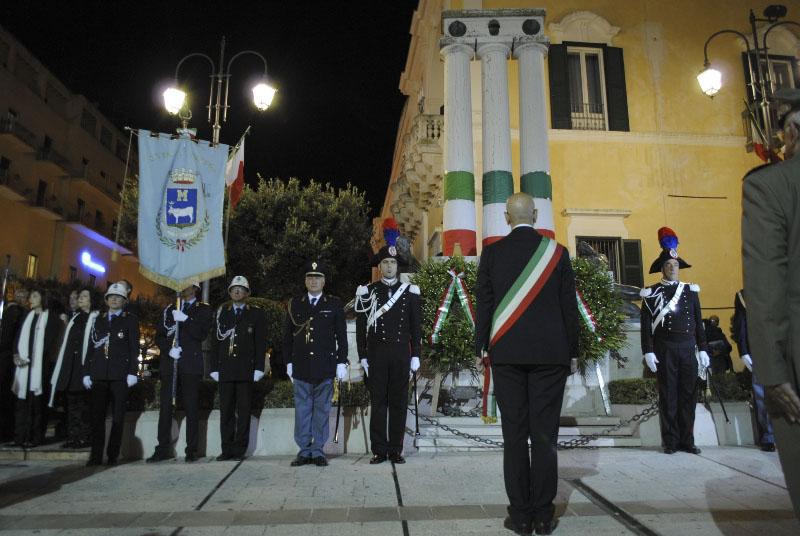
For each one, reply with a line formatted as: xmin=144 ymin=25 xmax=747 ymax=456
xmin=371 ymin=218 xmax=401 ymax=266
xmin=648 ymin=227 xmax=691 ymax=274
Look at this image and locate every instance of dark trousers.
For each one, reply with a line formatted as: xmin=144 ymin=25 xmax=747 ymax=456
xmin=654 ymin=339 xmax=698 ymax=449
xmin=14 ymin=391 xmax=45 ymax=445
xmin=493 ymin=363 xmax=569 ymax=526
xmin=219 ymin=381 xmax=252 ymax=457
xmin=156 ymin=373 xmax=201 ymax=456
xmin=0 ymin=359 xmax=15 ymax=441
xmin=65 ymin=391 xmax=90 ymax=445
xmin=90 ymin=380 xmax=128 ymax=463
xmin=367 ymin=343 xmax=409 ymax=456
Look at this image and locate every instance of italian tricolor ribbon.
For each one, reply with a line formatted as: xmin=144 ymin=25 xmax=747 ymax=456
xmin=576 ymin=290 xmax=597 ymax=332
xmin=429 ymin=269 xmax=475 ymax=344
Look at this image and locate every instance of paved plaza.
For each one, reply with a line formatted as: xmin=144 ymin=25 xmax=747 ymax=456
xmin=0 ymin=447 xmax=796 ymax=535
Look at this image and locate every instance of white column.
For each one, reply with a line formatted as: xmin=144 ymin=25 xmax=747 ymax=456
xmin=477 ymin=42 xmax=513 ymax=247
xmin=514 ymin=42 xmax=554 ymax=238
xmin=440 ymin=43 xmax=477 ymax=256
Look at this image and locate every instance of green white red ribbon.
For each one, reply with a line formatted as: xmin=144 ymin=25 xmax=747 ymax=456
xmin=429 ymin=269 xmax=475 ymax=344
xmin=576 ymin=289 xmax=601 ymax=342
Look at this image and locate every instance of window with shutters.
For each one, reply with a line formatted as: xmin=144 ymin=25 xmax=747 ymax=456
xmin=549 ymin=42 xmax=630 ymax=132
xmin=575 ymin=236 xmax=642 ymax=287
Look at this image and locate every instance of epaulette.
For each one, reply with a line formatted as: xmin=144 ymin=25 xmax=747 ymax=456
xmin=689 ymin=283 xmax=700 ymax=292
xmin=356 ymin=285 xmax=369 ymax=296
xmin=409 ymin=284 xmax=420 ymax=295
xmin=640 ymin=287 xmax=653 ymax=298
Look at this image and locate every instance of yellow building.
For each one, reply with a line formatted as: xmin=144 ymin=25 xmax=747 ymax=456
xmin=380 ymin=0 xmax=800 ymax=344
xmin=0 ymin=25 xmax=156 ymax=298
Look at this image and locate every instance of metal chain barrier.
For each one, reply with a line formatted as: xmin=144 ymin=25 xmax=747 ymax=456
xmin=410 ymin=399 xmax=660 ymax=450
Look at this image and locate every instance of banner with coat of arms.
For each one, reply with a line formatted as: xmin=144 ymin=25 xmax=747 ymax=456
xmin=137 ymin=130 xmax=229 ymax=291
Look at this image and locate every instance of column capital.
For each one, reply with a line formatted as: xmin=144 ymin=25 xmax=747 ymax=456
xmin=512 ymin=39 xmax=549 ymax=59
xmin=439 ymin=42 xmax=474 ymax=59
xmin=476 ymin=41 xmax=511 ymax=59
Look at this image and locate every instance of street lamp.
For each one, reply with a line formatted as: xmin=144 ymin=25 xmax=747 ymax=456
xmin=162 ymin=36 xmax=276 ymax=301
xmin=163 ymin=36 xmax=276 ymax=145
xmin=698 ymin=5 xmax=800 ymax=160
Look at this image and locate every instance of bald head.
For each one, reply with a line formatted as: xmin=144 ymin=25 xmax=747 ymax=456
xmin=505 ymin=193 xmax=538 ymax=227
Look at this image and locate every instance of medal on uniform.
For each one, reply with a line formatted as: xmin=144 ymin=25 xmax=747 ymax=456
xmin=247 ymin=326 xmax=253 ymax=334
xmin=117 ymin=330 xmax=125 ymax=339
xmin=229 ymin=329 xmax=236 ymax=357
xmin=104 ymin=337 xmax=110 ymax=360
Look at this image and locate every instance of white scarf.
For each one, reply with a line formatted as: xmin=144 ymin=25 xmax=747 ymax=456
xmin=48 ymin=311 xmax=98 ymax=407
xmin=13 ymin=310 xmax=49 ymax=399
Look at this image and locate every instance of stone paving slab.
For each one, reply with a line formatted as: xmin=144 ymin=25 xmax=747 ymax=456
xmin=0 ymin=447 xmax=796 ymax=535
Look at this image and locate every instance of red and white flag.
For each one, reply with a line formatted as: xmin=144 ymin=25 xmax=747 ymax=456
xmin=225 ymin=139 xmax=245 ymax=208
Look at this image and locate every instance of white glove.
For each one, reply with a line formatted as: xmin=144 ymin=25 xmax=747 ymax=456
xmin=83 ymin=376 xmax=93 ymax=389
xmin=210 ymin=371 xmax=219 ymax=382
xmin=741 ymin=354 xmax=753 ymax=372
xmin=253 ymin=370 xmax=264 ymax=382
xmin=360 ymin=359 xmax=369 ymax=377
xmin=13 ymin=355 xmax=28 ymax=367
xmin=169 ymin=346 xmax=182 ymax=360
xmin=410 ymin=356 xmax=420 ymax=372
xmin=698 ymin=350 xmax=710 ymax=369
xmin=287 ymin=363 xmax=293 ymax=383
xmin=644 ymin=352 xmax=659 ymax=373
xmin=126 ymin=374 xmax=138 ymax=388
xmin=336 ymin=363 xmax=347 ymax=380
xmin=172 ymin=309 xmax=189 ymax=323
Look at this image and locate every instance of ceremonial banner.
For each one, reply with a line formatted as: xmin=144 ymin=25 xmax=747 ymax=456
xmin=137 ymin=130 xmax=229 ymax=291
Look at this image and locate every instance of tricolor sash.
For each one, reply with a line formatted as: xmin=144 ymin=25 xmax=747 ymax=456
xmin=490 ymin=237 xmax=562 ymax=346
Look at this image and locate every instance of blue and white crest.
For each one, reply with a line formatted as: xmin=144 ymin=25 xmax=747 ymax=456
xmin=166 ymin=188 xmax=197 ymax=227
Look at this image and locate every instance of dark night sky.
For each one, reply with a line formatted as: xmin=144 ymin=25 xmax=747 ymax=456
xmin=0 ymin=1 xmax=418 ymax=213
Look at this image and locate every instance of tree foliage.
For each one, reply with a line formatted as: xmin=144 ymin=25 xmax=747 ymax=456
xmin=224 ymin=178 xmax=373 ymax=302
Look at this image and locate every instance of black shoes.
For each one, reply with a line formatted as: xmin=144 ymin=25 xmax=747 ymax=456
xmin=680 ymin=445 xmax=702 ymax=455
xmin=503 ymin=516 xmax=533 ymax=536
xmin=313 ymin=456 xmax=328 ymax=467
xmin=389 ymin=453 xmax=405 ymax=464
xmin=185 ymin=453 xmax=199 ymax=463
xmin=146 ymin=452 xmax=174 ymax=463
xmin=534 ymin=519 xmax=558 ymax=535
xmin=369 ymin=454 xmax=387 ymax=465
xmin=291 ymin=456 xmax=312 ymax=466
xmin=106 ymin=458 xmax=117 ymax=466
xmin=216 ymin=453 xmax=233 ymax=461
xmin=761 ymin=443 xmax=776 ymax=452
xmin=663 ymin=448 xmax=676 ymax=454
xmin=85 ymin=458 xmax=102 ymax=467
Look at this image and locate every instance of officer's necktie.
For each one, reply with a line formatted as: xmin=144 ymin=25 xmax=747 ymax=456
xmin=310 ymin=297 xmax=318 ymax=307
xmin=235 ymin=307 xmax=242 ymax=319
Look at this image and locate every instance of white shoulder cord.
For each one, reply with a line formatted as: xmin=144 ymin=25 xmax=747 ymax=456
xmin=354 ymin=291 xmax=379 ymax=332
xmin=215 ymin=307 xmax=236 ymax=341
xmin=162 ymin=306 xmax=177 ymax=337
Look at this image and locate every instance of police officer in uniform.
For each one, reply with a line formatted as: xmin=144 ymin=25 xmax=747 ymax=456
xmin=283 ymin=261 xmax=348 ymax=467
xmin=355 ymin=247 xmax=421 ymax=464
xmin=640 ymin=228 xmax=709 ymax=455
xmin=210 ymin=276 xmax=267 ymax=461
xmin=82 ymin=283 xmax=139 ymax=466
xmin=147 ymin=281 xmax=212 ymax=463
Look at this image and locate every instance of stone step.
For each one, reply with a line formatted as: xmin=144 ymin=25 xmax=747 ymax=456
xmin=0 ymin=443 xmax=90 ymax=461
xmin=414 ymin=435 xmax=642 ymax=451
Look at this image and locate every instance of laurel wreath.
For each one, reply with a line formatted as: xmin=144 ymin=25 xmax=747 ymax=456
xmin=155 ymin=208 xmax=210 ymax=251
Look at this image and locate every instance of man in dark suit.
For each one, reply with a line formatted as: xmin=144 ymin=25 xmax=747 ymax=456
xmin=0 ymin=287 xmax=27 ymax=442
xmin=283 ymin=261 xmax=348 ymax=467
xmin=82 ymin=283 xmax=139 ymax=466
xmin=147 ymin=281 xmax=213 ymax=463
xmin=475 ymin=193 xmax=579 ymax=536
xmin=209 ymin=276 xmax=267 ymax=461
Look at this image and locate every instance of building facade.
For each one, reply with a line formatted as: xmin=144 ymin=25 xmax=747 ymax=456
xmin=0 ymin=25 xmax=156 ymax=297
xmin=379 ymin=0 xmax=800 ymax=327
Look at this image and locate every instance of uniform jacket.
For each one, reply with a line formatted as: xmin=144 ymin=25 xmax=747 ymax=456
xmin=84 ymin=310 xmax=139 ymax=381
xmin=355 ymin=281 xmax=421 ymax=359
xmin=640 ymin=282 xmax=708 ymax=353
xmin=155 ymin=300 xmax=213 ymax=377
xmin=283 ymin=294 xmax=347 ymax=382
xmin=475 ymin=226 xmax=579 ymax=365
xmin=210 ymin=304 xmax=267 ymax=382
xmin=731 ymin=291 xmax=749 ymax=356
xmin=742 ymin=155 xmax=800 ymax=388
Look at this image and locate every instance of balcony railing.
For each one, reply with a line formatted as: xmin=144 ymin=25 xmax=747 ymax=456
xmin=0 ymin=117 xmax=38 ymax=149
xmin=412 ymin=114 xmax=443 ymax=145
xmin=570 ymin=101 xmax=607 ymax=131
xmin=36 ymin=146 xmax=73 ymax=174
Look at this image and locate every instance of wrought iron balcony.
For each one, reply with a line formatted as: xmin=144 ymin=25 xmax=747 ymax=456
xmin=0 ymin=116 xmax=38 ymax=150
xmin=570 ymin=101 xmax=607 ymax=131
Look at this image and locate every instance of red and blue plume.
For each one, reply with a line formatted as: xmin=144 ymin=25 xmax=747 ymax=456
xmin=658 ymin=226 xmax=679 ymax=250
xmin=383 ymin=218 xmax=400 ymax=247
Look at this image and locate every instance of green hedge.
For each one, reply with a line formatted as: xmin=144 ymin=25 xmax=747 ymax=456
xmin=609 ymin=378 xmax=658 ymax=404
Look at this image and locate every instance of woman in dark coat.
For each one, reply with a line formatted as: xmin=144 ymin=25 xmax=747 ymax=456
xmin=49 ymin=288 xmax=99 ymax=448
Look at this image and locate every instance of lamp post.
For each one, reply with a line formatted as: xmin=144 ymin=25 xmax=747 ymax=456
xmin=162 ymin=36 xmax=276 ymax=300
xmin=697 ymin=5 xmax=800 ymax=160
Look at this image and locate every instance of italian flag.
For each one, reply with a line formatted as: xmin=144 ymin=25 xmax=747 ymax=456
xmin=225 ymin=139 xmax=245 ymax=208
